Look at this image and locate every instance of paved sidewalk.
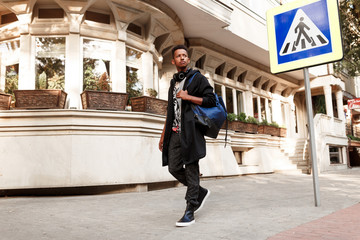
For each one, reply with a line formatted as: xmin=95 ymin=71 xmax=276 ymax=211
xmin=268 ymin=203 xmax=360 ymax=240
xmin=0 ymin=168 xmax=360 ymax=240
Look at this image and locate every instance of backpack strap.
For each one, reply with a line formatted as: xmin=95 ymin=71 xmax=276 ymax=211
xmin=185 ymin=72 xmax=198 ymax=89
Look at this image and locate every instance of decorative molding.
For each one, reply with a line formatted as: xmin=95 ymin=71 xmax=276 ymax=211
xmin=0 ymin=0 xmax=36 ymax=14
xmin=111 ymin=2 xmax=144 ymax=24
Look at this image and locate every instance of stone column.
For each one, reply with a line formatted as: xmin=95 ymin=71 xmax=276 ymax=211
xmin=64 ymin=13 xmax=83 ymax=109
xmin=257 ymin=96 xmax=261 ymax=122
xmin=153 ymin=63 xmax=159 ymax=97
xmin=0 ymin=54 xmax=5 ymax=90
xmin=323 ymin=85 xmax=333 ymax=117
xmin=244 ymin=91 xmax=252 ymax=117
xmin=17 ymin=13 xmax=34 ymax=90
xmin=232 ymin=88 xmax=238 ymax=115
xmin=141 ymin=51 xmax=153 ymax=96
xmin=265 ymin=98 xmax=270 ymax=122
xmin=335 ymin=90 xmax=344 ymax=121
xmin=288 ymin=96 xmax=296 ymax=137
xmin=65 ymin=33 xmax=81 ymax=109
xmin=221 ymin=85 xmax=226 ymax=109
xmin=112 ymin=40 xmax=126 ymax=92
xmin=271 ymin=97 xmax=282 ymax=124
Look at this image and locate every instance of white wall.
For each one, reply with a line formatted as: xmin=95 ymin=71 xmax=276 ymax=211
xmin=0 ymin=110 xmax=240 ymax=189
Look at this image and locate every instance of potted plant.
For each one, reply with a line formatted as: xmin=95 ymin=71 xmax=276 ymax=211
xmin=0 ymin=90 xmax=11 ymax=110
xmin=244 ymin=116 xmax=258 ymax=134
xmin=14 ymin=72 xmax=67 ymax=109
xmin=269 ymin=121 xmax=281 ymax=136
xmin=81 ymin=71 xmax=128 ymax=111
xmin=258 ymin=120 xmax=279 ymax=136
xmin=131 ymin=87 xmax=168 ymax=116
xmin=221 ymin=112 xmax=235 ymax=129
xmin=227 ymin=113 xmax=246 ymax=132
xmin=258 ymin=119 xmax=269 ymax=134
xmin=279 ymin=125 xmax=287 ymax=137
xmin=146 ymin=88 xmax=158 ymax=98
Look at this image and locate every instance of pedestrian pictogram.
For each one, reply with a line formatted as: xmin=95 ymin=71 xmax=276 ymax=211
xmin=267 ymin=0 xmax=343 ymax=74
xmin=280 ymin=9 xmax=329 ymax=56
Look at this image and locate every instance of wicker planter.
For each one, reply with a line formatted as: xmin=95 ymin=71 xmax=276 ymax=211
xmin=244 ymin=123 xmax=258 ymax=134
xmin=81 ymin=90 xmax=128 ymax=111
xmin=228 ymin=121 xmax=246 ymax=132
xmin=279 ymin=128 xmax=287 ymax=137
xmin=258 ymin=125 xmax=278 ymax=136
xmin=0 ymin=93 xmax=12 ymax=110
xmin=131 ymin=96 xmax=168 ymax=115
xmin=14 ymin=89 xmax=67 ymax=109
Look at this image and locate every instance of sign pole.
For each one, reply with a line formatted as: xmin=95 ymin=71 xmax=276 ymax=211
xmin=303 ymin=67 xmax=321 ymax=207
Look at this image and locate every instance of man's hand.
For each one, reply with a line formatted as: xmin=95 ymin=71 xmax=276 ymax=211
xmin=176 ymin=90 xmax=190 ymax=101
xmin=159 ymin=119 xmax=166 ymax=152
xmin=177 ymin=90 xmax=203 ymax=105
xmin=159 ymin=136 xmax=164 ymax=152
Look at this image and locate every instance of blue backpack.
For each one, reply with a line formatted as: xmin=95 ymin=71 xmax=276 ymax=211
xmin=186 ymin=73 xmax=227 ymax=139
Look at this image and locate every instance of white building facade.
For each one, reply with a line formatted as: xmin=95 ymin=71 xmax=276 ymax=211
xmin=0 ymin=0 xmax=353 ymax=192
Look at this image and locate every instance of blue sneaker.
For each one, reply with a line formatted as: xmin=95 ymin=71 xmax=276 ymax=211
xmin=176 ymin=203 xmax=195 ymax=227
xmin=194 ymin=187 xmax=210 ymax=214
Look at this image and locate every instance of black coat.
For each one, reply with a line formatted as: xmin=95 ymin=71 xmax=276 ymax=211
xmin=162 ymin=69 xmax=216 ymax=166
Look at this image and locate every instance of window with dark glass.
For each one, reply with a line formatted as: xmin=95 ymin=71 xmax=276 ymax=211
xmin=312 ymin=95 xmax=326 ymax=115
xmin=329 ymin=146 xmax=342 ymax=164
xmin=260 ymin=97 xmax=266 ymax=121
xmin=332 ymin=93 xmax=338 ymax=118
xmin=38 ymin=9 xmax=64 ymax=19
xmin=214 ymin=84 xmax=222 ymax=97
xmin=85 ymin=11 xmax=110 ymax=24
xmin=195 ymin=55 xmax=205 ymax=69
xmin=227 ymin=67 xmax=236 ymax=80
xmin=127 ymin=23 xmax=142 ymax=36
xmin=237 ymin=90 xmax=243 ymax=114
xmin=237 ymin=71 xmax=246 ymax=83
xmin=226 ymin=87 xmax=233 ymax=113
xmin=215 ymin=63 xmax=225 ymax=76
xmin=253 ymin=96 xmax=258 ymax=119
xmin=1 ymin=13 xmax=17 ymax=25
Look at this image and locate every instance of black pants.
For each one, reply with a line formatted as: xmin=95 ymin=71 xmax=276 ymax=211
xmin=168 ymin=131 xmax=200 ymax=207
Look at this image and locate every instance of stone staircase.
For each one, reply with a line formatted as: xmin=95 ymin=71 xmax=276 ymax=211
xmin=281 ymin=138 xmax=310 ymax=174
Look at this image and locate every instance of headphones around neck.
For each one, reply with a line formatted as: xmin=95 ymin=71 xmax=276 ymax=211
xmin=173 ymin=69 xmax=190 ymax=82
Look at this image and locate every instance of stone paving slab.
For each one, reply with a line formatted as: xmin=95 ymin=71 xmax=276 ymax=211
xmin=0 ymin=168 xmax=359 ymax=240
xmin=268 ymin=203 xmax=360 ymax=240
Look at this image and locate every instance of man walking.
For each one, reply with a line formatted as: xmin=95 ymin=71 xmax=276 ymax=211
xmin=159 ymin=45 xmax=216 ymax=227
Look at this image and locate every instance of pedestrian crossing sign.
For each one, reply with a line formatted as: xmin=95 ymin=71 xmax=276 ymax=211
xmin=267 ymin=0 xmax=343 ymax=74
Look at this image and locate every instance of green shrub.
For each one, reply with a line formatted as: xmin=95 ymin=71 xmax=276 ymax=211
xmin=269 ymin=121 xmax=279 ymax=128
xmin=227 ymin=113 xmax=237 ymax=121
xmin=260 ymin=119 xmax=269 ymax=126
xmin=246 ymin=116 xmax=258 ymax=124
xmin=237 ymin=112 xmax=247 ymax=122
xmin=348 ymin=135 xmax=360 ymax=141
xmin=146 ymin=88 xmax=158 ymax=98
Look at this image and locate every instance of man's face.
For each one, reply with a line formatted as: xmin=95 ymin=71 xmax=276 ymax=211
xmin=172 ymin=49 xmax=190 ymax=70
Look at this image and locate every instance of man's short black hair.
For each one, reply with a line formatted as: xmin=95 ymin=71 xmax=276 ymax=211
xmin=171 ymin=45 xmax=188 ymax=58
